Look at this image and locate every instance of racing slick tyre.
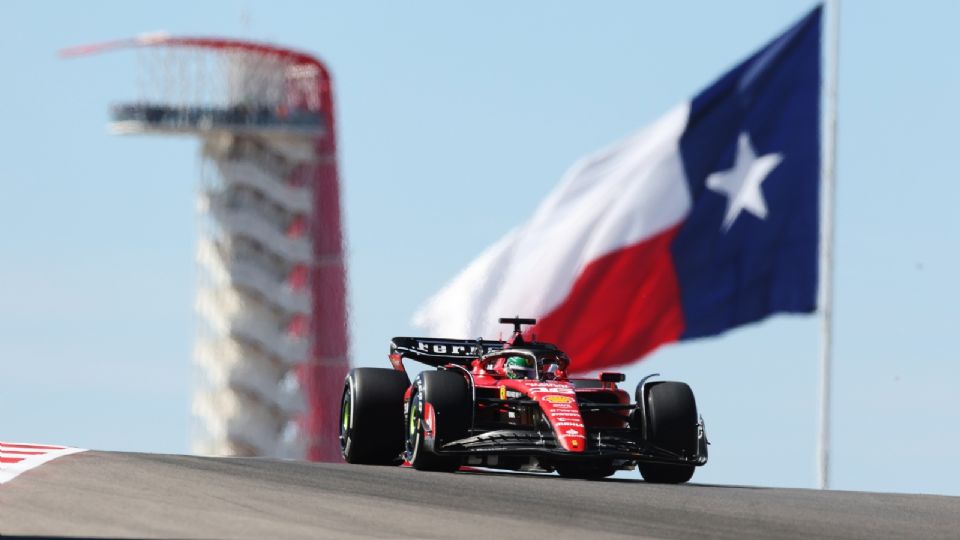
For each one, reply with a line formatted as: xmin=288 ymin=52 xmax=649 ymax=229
xmin=340 ymin=368 xmax=409 ymax=465
xmin=407 ymin=370 xmax=470 ymax=472
xmin=638 ymin=381 xmax=697 ymax=484
xmin=555 ymin=461 xmax=617 ymax=480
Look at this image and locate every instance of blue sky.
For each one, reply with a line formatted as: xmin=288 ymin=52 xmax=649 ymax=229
xmin=1 ymin=1 xmax=958 ymax=495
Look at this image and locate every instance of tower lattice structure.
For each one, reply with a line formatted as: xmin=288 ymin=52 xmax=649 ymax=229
xmin=65 ymin=36 xmax=350 ymax=461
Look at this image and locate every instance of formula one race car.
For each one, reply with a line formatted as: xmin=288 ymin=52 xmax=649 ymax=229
xmin=339 ymin=318 xmax=708 ymax=483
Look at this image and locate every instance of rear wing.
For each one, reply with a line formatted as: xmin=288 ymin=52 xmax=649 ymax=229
xmin=390 ymin=337 xmax=504 ymax=369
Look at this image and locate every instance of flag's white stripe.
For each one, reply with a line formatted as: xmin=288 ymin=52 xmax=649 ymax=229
xmin=0 ymin=445 xmax=86 ymax=484
xmin=415 ymin=103 xmax=692 ymax=338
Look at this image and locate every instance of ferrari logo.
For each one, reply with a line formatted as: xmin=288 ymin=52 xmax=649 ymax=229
xmin=499 ymin=386 xmax=507 ymax=400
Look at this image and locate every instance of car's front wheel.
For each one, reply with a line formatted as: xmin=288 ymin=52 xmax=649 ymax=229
xmin=406 ymin=370 xmax=470 ymax=472
xmin=637 ymin=381 xmax=698 ymax=484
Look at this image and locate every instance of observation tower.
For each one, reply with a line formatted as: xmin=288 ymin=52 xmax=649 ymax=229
xmin=64 ymin=35 xmax=350 ymax=461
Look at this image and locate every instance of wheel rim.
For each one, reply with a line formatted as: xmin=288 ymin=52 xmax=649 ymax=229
xmin=404 ymin=392 xmax=421 ymax=462
xmin=339 ymin=387 xmax=351 ymax=453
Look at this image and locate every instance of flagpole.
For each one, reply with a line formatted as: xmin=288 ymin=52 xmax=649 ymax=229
xmin=818 ymin=0 xmax=841 ymax=491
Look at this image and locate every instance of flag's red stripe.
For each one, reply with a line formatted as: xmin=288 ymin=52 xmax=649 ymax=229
xmin=0 ymin=443 xmax=66 ymax=450
xmin=0 ymin=450 xmax=45 ymax=455
xmin=534 ymin=225 xmax=685 ymax=374
xmin=0 ymin=456 xmax=27 ymax=464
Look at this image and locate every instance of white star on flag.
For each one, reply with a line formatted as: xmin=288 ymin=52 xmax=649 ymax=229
xmin=706 ymin=132 xmax=783 ymax=231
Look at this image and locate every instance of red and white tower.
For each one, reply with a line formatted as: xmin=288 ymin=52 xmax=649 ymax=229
xmin=65 ymin=36 xmax=350 ymax=461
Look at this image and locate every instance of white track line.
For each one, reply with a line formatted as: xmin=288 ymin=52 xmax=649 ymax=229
xmin=0 ymin=442 xmax=86 ymax=484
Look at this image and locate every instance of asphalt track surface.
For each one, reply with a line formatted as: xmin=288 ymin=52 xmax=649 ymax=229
xmin=1 ymin=451 xmax=958 ymax=539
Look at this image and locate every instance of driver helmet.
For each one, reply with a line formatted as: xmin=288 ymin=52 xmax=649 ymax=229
xmin=504 ymin=356 xmax=537 ymax=380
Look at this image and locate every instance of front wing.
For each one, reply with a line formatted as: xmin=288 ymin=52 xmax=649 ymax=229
xmin=437 ymin=421 xmax=708 ymax=467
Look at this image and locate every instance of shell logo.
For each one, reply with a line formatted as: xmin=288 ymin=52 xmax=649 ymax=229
xmin=543 ymin=395 xmax=574 ymax=404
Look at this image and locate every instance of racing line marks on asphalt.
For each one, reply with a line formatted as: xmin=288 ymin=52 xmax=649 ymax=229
xmin=0 ymin=442 xmax=86 ymax=484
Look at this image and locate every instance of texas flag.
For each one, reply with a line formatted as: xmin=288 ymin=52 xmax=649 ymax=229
xmin=414 ymin=6 xmax=822 ymax=373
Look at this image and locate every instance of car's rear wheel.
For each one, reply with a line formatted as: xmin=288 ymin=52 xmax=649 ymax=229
xmin=637 ymin=381 xmax=698 ymax=484
xmin=340 ymin=368 xmax=409 ymax=465
xmin=406 ymin=370 xmax=470 ymax=472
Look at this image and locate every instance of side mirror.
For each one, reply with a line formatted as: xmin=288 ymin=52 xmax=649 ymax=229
xmin=600 ymin=372 xmax=626 ymax=383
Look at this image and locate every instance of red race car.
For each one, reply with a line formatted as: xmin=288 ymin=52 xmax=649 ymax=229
xmin=339 ymin=317 xmax=708 ymax=483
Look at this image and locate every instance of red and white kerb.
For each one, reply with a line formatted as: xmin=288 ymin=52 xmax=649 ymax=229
xmin=0 ymin=442 xmax=86 ymax=484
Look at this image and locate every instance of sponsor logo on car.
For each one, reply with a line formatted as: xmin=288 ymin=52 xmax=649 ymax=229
xmin=527 ymin=386 xmax=576 ymax=395
xmin=550 ymin=411 xmax=581 ymax=416
xmin=565 ymin=429 xmax=580 ymax=435
xmin=499 ymin=386 xmax=507 ymax=400
xmin=554 ymin=421 xmax=585 ymax=427
xmin=542 ymin=395 xmax=574 ymax=404
xmin=414 ymin=341 xmax=498 ymax=356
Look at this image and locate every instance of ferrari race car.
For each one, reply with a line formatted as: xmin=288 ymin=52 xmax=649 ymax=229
xmin=339 ymin=318 xmax=708 ymax=483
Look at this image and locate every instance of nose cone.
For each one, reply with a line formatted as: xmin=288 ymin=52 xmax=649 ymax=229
xmin=513 ymin=381 xmax=586 ymax=452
